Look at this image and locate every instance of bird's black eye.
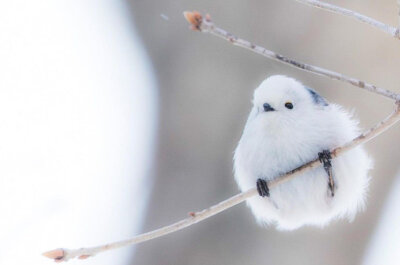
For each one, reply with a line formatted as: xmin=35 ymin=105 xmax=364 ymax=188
xmin=285 ymin=102 xmax=293 ymax=109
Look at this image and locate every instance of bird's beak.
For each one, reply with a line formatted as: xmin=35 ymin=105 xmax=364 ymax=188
xmin=263 ymin=103 xmax=275 ymax=112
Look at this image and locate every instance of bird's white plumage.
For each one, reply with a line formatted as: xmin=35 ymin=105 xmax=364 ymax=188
xmin=234 ymin=75 xmax=372 ymax=230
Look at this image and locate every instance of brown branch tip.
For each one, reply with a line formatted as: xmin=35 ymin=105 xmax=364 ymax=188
xmin=43 ymin=249 xmax=91 ymax=263
xmin=183 ymin=11 xmax=206 ymax=31
xmin=42 ymin=249 xmax=65 ymax=263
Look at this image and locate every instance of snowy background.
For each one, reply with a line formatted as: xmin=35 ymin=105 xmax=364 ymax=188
xmin=0 ymin=1 xmax=157 ymax=264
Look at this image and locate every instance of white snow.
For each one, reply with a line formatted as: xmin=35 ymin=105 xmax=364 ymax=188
xmin=0 ymin=1 xmax=157 ymax=264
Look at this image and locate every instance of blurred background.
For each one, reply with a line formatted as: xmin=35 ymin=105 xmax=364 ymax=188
xmin=130 ymin=0 xmax=400 ymax=264
xmin=1 ymin=0 xmax=400 ymax=265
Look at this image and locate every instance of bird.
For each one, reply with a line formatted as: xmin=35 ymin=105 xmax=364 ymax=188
xmin=234 ymin=75 xmax=372 ymax=230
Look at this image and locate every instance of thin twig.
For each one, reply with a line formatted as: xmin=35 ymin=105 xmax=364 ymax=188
xmin=398 ymin=0 xmax=400 ymax=29
xmin=43 ymin=101 xmax=400 ymax=262
xmin=42 ymin=11 xmax=400 ymax=263
xmin=293 ymin=0 xmax=400 ymax=39
xmin=183 ymin=12 xmax=399 ymax=101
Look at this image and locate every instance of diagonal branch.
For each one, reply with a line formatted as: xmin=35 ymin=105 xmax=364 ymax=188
xmin=293 ymin=0 xmax=400 ymax=39
xmin=42 ymin=11 xmax=400 ymax=263
xmin=43 ymin=101 xmax=400 ymax=262
xmin=183 ymin=12 xmax=399 ymax=101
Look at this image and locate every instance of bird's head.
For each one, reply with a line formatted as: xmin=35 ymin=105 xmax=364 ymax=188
xmin=251 ymin=75 xmax=328 ymax=128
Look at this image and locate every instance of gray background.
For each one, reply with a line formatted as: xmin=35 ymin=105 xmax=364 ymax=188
xmin=129 ymin=0 xmax=400 ymax=264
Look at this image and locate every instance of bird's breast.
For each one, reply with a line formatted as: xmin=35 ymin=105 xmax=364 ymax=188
xmin=236 ymin=121 xmax=325 ymax=181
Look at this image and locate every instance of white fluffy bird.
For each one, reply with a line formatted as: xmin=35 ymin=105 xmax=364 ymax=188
xmin=234 ymin=75 xmax=372 ymax=230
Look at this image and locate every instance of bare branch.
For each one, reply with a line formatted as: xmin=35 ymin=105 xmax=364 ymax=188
xmin=293 ymin=0 xmax=400 ymax=39
xmin=183 ymin=12 xmax=399 ymax=101
xmin=43 ymin=101 xmax=400 ymax=262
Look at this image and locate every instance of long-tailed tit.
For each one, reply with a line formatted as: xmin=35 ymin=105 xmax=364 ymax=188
xmin=234 ymin=75 xmax=372 ymax=230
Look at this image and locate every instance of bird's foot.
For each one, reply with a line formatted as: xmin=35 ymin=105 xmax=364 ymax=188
xmin=257 ymin=178 xmax=270 ymax=197
xmin=318 ymin=150 xmax=335 ymax=197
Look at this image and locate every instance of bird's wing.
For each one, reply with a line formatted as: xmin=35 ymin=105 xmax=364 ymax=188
xmin=305 ymin=86 xmax=329 ymax=106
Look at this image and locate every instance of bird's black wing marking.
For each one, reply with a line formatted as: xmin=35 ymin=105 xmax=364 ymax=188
xmin=305 ymin=86 xmax=329 ymax=106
